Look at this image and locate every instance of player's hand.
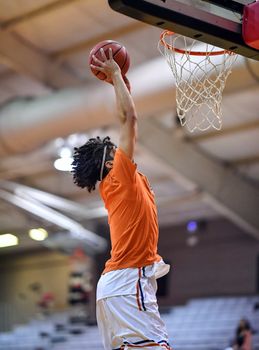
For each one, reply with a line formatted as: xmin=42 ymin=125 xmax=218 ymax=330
xmin=90 ymin=48 xmax=121 ymax=82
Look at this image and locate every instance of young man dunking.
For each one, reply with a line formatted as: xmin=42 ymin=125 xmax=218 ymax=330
xmin=72 ymin=48 xmax=172 ymax=350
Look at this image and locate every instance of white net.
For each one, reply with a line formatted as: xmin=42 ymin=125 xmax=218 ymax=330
xmin=158 ymin=32 xmax=237 ymax=132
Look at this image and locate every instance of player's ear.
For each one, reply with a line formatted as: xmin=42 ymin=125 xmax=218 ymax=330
xmin=105 ymin=161 xmax=113 ymax=169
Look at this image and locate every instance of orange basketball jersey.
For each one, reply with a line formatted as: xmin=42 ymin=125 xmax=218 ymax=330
xmin=99 ymin=148 xmax=161 ymax=273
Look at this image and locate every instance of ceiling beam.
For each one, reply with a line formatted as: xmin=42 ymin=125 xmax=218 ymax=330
xmin=0 ymin=55 xmax=257 ymax=156
xmin=190 ymin=119 xmax=259 ymax=142
xmin=0 ymin=0 xmax=82 ymax=30
xmin=0 ymin=31 xmax=79 ymax=88
xmin=230 ymin=154 xmax=259 ymax=166
xmin=138 ymin=119 xmax=259 ymax=239
xmin=0 ymin=187 xmax=107 ymax=253
xmin=0 ymin=161 xmax=52 ymax=180
xmin=0 ymin=181 xmax=107 ymax=220
xmin=51 ymin=21 xmax=146 ymax=61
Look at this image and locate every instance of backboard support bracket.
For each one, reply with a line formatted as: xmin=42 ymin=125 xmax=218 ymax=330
xmin=108 ymin=0 xmax=259 ymax=61
xmin=202 ymin=0 xmax=244 ymax=14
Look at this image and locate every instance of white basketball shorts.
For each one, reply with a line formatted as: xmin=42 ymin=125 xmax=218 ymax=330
xmin=96 ymin=265 xmax=172 ymax=350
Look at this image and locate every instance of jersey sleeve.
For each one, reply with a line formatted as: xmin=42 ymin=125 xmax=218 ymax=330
xmin=111 ymin=148 xmax=137 ymax=183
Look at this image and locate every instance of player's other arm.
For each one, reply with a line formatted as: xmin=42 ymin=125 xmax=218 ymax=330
xmin=91 ymin=48 xmax=137 ymax=160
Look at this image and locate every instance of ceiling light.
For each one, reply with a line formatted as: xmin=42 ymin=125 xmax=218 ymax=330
xmin=187 ymin=220 xmax=198 ymax=233
xmin=29 ymin=228 xmax=48 ymax=241
xmin=0 ymin=233 xmax=18 ymax=248
xmin=186 ymin=235 xmax=199 ymax=247
xmin=54 ymin=146 xmax=73 ymax=171
xmin=59 ymin=147 xmax=72 ymax=158
xmin=54 ymin=157 xmax=73 ymax=171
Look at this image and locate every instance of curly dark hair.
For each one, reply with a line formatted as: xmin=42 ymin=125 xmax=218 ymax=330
xmin=72 ymin=136 xmax=116 ymax=192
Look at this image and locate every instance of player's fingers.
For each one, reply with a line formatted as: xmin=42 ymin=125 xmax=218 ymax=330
xmin=100 ymin=48 xmax=107 ymax=61
xmin=90 ymin=64 xmax=104 ymax=72
xmin=92 ymin=55 xmax=104 ymax=66
xmin=108 ymin=47 xmax=113 ymax=60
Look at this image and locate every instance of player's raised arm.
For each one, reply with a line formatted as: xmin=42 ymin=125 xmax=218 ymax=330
xmin=91 ymin=48 xmax=137 ymax=160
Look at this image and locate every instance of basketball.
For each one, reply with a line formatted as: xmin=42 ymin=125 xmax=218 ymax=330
xmin=89 ymin=40 xmax=130 ymax=82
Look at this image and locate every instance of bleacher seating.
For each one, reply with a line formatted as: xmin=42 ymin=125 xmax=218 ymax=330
xmin=163 ymin=296 xmax=259 ymax=350
xmin=0 ymin=296 xmax=258 ymax=350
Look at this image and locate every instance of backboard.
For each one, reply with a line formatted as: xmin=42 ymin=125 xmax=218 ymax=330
xmin=108 ymin=0 xmax=259 ymax=61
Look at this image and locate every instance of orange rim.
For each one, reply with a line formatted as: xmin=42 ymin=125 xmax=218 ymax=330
xmin=160 ymin=30 xmax=234 ymax=56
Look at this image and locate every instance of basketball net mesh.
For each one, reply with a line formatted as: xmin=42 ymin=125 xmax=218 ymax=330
xmin=158 ymin=32 xmax=237 ymax=132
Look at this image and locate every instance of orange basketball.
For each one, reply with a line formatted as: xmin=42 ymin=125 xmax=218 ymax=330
xmin=89 ymin=40 xmax=130 ymax=82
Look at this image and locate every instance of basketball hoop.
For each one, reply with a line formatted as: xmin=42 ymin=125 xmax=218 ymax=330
xmin=158 ymin=31 xmax=237 ymax=132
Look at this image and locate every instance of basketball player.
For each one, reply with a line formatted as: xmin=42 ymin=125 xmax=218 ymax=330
xmin=72 ymin=48 xmax=172 ymax=350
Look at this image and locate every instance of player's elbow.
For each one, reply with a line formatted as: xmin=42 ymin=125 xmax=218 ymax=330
xmin=120 ymin=107 xmax=137 ymax=126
